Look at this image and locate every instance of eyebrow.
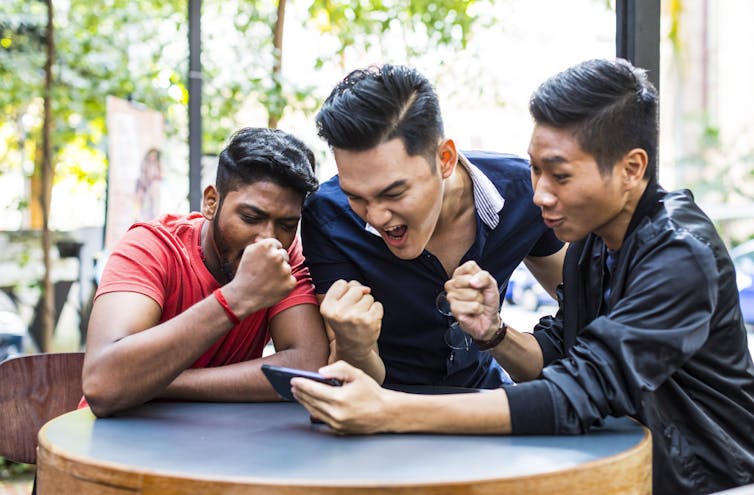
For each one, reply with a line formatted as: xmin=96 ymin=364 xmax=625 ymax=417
xmin=341 ymin=179 xmax=408 ymax=199
xmin=239 ymin=204 xmax=300 ymax=222
xmin=532 ymin=155 xmax=568 ymax=167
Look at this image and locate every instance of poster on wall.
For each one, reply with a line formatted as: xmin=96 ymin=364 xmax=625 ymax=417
xmin=104 ymin=96 xmax=165 ymax=250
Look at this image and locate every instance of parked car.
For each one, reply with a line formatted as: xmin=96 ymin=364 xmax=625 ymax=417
xmin=731 ymin=240 xmax=754 ymax=330
xmin=0 ymin=291 xmax=30 ymax=362
xmin=505 ymin=264 xmax=556 ymax=311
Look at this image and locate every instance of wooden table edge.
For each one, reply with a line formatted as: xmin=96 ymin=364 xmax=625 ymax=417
xmin=36 ymin=408 xmax=652 ymax=495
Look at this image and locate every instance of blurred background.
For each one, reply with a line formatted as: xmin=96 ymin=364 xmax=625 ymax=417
xmin=1 ymin=0 xmax=752 ymax=365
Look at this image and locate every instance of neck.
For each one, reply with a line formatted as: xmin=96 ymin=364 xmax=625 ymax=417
xmin=425 ymin=161 xmax=477 ymax=275
xmin=435 ymin=161 xmax=475 ymax=232
xmin=601 ymin=180 xmax=650 ymax=251
xmin=200 ymin=220 xmax=231 ymax=284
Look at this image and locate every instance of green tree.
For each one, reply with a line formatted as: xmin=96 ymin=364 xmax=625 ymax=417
xmin=2 ymin=0 xmax=185 ymax=349
xmin=199 ymin=0 xmax=491 ymax=153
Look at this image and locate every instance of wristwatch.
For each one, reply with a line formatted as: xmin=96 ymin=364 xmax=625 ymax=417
xmin=472 ymin=319 xmax=508 ymax=351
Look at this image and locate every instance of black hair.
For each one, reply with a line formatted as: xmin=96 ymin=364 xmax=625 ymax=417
xmin=529 ymin=58 xmax=658 ymax=179
xmin=315 ymin=64 xmax=444 ymax=167
xmin=215 ymin=127 xmax=318 ymax=199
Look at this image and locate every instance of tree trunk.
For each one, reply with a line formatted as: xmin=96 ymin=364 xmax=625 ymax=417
xmin=268 ymin=0 xmax=286 ymax=129
xmin=41 ymin=0 xmax=56 ymax=352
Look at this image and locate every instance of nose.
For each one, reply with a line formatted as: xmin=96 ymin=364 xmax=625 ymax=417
xmin=254 ymin=220 xmax=276 ymax=242
xmin=365 ymin=203 xmax=391 ymax=227
xmin=532 ymin=176 xmax=556 ymax=209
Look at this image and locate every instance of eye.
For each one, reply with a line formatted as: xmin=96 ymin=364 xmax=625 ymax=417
xmin=383 ymin=192 xmax=403 ymax=200
xmin=553 ymin=174 xmax=569 ymax=182
xmin=240 ymin=214 xmax=261 ymax=224
xmin=279 ymin=222 xmax=298 ymax=233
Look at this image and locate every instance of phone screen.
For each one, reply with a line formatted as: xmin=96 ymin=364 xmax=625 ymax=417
xmin=261 ymin=364 xmax=342 ymax=402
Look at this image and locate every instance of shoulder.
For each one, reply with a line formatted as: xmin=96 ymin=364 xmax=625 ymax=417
xmin=633 ymin=189 xmax=725 ymax=270
xmin=128 ymin=212 xmax=201 ymax=237
xmin=648 ymin=189 xmax=720 ymax=247
xmin=303 ymin=174 xmax=362 ymax=229
xmin=462 ymin=150 xmax=531 ymax=180
xmin=116 ymin=213 xmax=201 ymax=255
xmin=461 ymin=150 xmax=533 ymax=198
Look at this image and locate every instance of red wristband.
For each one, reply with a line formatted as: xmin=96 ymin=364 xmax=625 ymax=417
xmin=213 ymin=288 xmax=241 ymax=325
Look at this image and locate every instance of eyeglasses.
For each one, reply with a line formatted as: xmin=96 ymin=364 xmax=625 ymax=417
xmin=435 ymin=292 xmax=472 ymax=351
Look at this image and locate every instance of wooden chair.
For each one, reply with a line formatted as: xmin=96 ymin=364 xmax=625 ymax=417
xmin=0 ymin=352 xmax=85 ymax=465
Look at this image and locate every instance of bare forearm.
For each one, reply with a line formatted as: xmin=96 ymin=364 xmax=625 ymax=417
xmin=524 ymin=247 xmax=566 ymax=299
xmin=333 ymin=346 xmax=386 ymax=384
xmin=490 ymin=325 xmax=544 ymax=382
xmin=84 ymin=296 xmax=234 ymax=416
xmin=385 ymin=388 xmax=511 ymax=434
xmin=164 ymin=346 xmax=327 ymax=402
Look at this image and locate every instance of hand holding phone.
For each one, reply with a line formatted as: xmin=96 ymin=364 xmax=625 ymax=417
xmin=261 ymin=364 xmax=342 ymax=402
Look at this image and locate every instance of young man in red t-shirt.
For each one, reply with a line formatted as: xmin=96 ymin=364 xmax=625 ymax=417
xmin=82 ymin=128 xmax=329 ymax=417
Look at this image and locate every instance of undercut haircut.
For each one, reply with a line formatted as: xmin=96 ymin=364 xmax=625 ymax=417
xmin=529 ymin=58 xmax=658 ymax=179
xmin=315 ymin=64 xmax=444 ymax=169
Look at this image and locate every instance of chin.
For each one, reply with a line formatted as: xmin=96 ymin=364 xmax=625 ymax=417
xmin=554 ymin=227 xmax=587 ymax=243
xmin=386 ymin=244 xmax=422 ymax=261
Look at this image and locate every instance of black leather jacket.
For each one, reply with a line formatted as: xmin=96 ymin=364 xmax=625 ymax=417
xmin=506 ymin=183 xmax=754 ymax=495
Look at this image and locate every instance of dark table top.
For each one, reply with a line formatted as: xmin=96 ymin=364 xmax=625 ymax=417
xmin=39 ymin=399 xmax=648 ymax=486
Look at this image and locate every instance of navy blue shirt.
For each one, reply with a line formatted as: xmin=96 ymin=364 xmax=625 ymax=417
xmin=301 ymin=151 xmax=563 ymax=388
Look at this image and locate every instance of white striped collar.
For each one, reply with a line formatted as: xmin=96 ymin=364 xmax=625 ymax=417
xmin=364 ymin=152 xmax=504 ymax=236
xmin=458 ymin=153 xmax=504 ymax=229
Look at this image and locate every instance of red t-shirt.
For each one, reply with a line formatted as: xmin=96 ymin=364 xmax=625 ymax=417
xmin=96 ymin=212 xmax=317 ymax=367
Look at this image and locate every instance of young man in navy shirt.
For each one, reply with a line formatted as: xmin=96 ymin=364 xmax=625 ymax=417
xmin=301 ymin=64 xmax=565 ymax=389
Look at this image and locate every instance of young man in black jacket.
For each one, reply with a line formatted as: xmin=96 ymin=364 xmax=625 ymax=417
xmin=291 ymin=58 xmax=754 ymax=495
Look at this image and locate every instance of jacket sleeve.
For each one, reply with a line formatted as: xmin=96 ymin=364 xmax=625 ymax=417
xmin=509 ymin=231 xmax=719 ymax=435
xmin=531 ymin=284 xmax=568 ymax=366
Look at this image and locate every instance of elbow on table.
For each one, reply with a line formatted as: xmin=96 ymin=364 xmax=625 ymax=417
xmin=82 ymin=370 xmax=128 ymax=418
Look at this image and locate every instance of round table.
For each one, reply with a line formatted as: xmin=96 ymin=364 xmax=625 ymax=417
xmin=37 ymin=401 xmax=651 ymax=495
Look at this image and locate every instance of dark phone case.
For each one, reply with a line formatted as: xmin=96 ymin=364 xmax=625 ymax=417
xmin=261 ymin=364 xmax=342 ymax=402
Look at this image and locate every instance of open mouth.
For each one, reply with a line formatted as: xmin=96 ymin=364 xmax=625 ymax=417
xmin=383 ymin=225 xmax=408 ymax=245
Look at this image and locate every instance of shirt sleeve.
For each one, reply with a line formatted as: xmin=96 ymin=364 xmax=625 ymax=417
xmin=508 ymin=232 xmax=720 ymax=435
xmin=528 ymin=228 xmax=564 ymax=257
xmin=268 ymin=235 xmax=318 ymax=318
xmin=96 ymin=226 xmax=168 ymax=307
xmin=531 ymin=284 xmax=568 ymax=365
xmin=301 ymin=206 xmax=366 ymax=294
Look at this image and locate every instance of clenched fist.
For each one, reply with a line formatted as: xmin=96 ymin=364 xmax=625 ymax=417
xmin=320 ymin=280 xmax=383 ymax=361
xmin=224 ymin=238 xmax=296 ymax=317
xmin=444 ymin=261 xmax=502 ymax=341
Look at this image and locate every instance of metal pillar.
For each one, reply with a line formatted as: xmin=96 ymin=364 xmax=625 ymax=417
xmin=188 ymin=0 xmax=202 ymax=212
xmin=616 ymin=0 xmax=661 ymax=93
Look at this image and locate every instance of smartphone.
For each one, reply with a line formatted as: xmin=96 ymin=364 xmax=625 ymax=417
xmin=261 ymin=364 xmax=342 ymax=402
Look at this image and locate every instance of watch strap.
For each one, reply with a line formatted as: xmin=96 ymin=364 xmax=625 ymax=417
xmin=473 ymin=320 xmax=508 ymax=351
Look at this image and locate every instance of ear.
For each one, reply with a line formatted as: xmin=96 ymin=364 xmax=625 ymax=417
xmin=201 ymin=185 xmax=219 ymax=220
xmin=437 ymin=138 xmax=458 ymax=179
xmin=620 ymin=148 xmax=648 ymax=188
